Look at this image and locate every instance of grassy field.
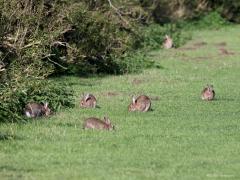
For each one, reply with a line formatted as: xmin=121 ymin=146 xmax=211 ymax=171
xmin=1 ymin=26 xmax=240 ymax=180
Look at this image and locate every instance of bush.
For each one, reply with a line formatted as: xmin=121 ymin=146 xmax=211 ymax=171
xmin=177 ymin=12 xmax=229 ymax=31
xmin=0 ymin=79 xmax=75 ymax=123
xmin=114 ymin=51 xmax=154 ymax=74
xmin=140 ymin=23 xmax=192 ymax=50
xmin=0 ymin=0 xmax=155 ymax=77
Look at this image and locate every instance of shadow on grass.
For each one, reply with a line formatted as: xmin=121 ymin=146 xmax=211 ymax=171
xmin=0 ymin=132 xmax=21 ymax=141
xmin=0 ymin=165 xmax=34 ymax=173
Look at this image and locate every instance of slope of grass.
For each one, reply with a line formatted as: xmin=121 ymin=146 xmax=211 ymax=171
xmin=1 ymin=26 xmax=240 ymax=179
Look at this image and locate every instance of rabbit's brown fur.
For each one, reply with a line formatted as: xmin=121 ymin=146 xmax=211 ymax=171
xmin=80 ymin=93 xmax=97 ymax=108
xmin=83 ymin=117 xmax=114 ymax=130
xmin=128 ymin=95 xmax=151 ymax=112
xmin=201 ymin=85 xmax=215 ymax=101
xmin=24 ymin=102 xmax=51 ymax=118
xmin=163 ymin=35 xmax=173 ymax=49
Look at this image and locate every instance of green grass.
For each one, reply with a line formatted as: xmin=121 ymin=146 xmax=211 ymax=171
xmin=1 ymin=26 xmax=240 ymax=180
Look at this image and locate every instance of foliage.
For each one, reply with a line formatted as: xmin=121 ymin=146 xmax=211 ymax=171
xmin=114 ymin=51 xmax=154 ymax=74
xmin=0 ymin=0 xmax=152 ymax=77
xmin=0 ymin=79 xmax=75 ymax=123
xmin=192 ymin=11 xmax=229 ymax=29
xmin=177 ymin=12 xmax=229 ymax=31
xmin=140 ymin=23 xmax=191 ymax=50
xmin=140 ymin=0 xmax=240 ymax=23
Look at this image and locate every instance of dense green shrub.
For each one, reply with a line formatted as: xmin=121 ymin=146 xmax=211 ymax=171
xmin=0 ymin=79 xmax=75 ymax=123
xmin=0 ymin=0 xmax=155 ymax=77
xmin=140 ymin=23 xmax=191 ymax=50
xmin=192 ymin=11 xmax=228 ymax=29
xmin=114 ymin=51 xmax=154 ymax=74
xmin=176 ymin=11 xmax=229 ymax=31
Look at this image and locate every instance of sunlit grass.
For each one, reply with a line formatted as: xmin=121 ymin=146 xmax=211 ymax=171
xmin=1 ymin=26 xmax=240 ymax=179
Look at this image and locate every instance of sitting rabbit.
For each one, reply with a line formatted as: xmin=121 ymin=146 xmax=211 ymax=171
xmin=163 ymin=35 xmax=173 ymax=49
xmin=128 ymin=95 xmax=151 ymax=112
xmin=80 ymin=93 xmax=97 ymax=108
xmin=201 ymin=85 xmax=215 ymax=101
xmin=83 ymin=117 xmax=114 ymax=130
xmin=24 ymin=102 xmax=51 ymax=118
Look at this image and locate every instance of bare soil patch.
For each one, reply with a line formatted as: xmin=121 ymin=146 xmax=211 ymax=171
xmin=219 ymin=48 xmax=235 ymax=55
xmin=150 ymin=96 xmax=161 ymax=101
xmin=132 ymin=78 xmax=145 ymax=85
xmin=193 ymin=41 xmax=207 ymax=47
xmin=178 ymin=47 xmax=198 ymax=51
xmin=102 ymin=92 xmax=120 ymax=97
xmin=215 ymin=42 xmax=227 ymax=47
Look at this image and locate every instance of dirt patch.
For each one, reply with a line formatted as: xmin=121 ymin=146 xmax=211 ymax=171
xmin=219 ymin=48 xmax=235 ymax=55
xmin=215 ymin=42 xmax=227 ymax=47
xmin=102 ymin=92 xmax=120 ymax=96
xmin=178 ymin=42 xmax=207 ymax=51
xmin=191 ymin=56 xmax=210 ymax=61
xmin=193 ymin=41 xmax=207 ymax=47
xmin=132 ymin=78 xmax=145 ymax=85
xmin=178 ymin=47 xmax=198 ymax=51
xmin=150 ymin=96 xmax=161 ymax=101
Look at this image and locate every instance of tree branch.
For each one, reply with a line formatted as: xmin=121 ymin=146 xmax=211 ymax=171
xmin=46 ymin=56 xmax=68 ymax=70
xmin=107 ymin=0 xmax=130 ymax=26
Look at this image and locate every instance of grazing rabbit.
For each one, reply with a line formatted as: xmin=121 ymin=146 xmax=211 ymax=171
xmin=201 ymin=85 xmax=215 ymax=101
xmin=83 ymin=117 xmax=114 ymax=130
xmin=80 ymin=93 xmax=97 ymax=108
xmin=163 ymin=35 xmax=173 ymax=49
xmin=128 ymin=95 xmax=151 ymax=112
xmin=24 ymin=102 xmax=51 ymax=118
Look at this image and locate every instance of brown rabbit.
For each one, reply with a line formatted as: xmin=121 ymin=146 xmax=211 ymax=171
xmin=128 ymin=95 xmax=151 ymax=112
xmin=80 ymin=93 xmax=97 ymax=108
xmin=24 ymin=102 xmax=51 ymax=118
xmin=83 ymin=117 xmax=114 ymax=130
xmin=201 ymin=85 xmax=215 ymax=101
xmin=163 ymin=35 xmax=173 ymax=49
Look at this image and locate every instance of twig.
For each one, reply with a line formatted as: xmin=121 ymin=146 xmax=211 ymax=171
xmin=52 ymin=41 xmax=74 ymax=49
xmin=46 ymin=57 xmax=68 ymax=70
xmin=21 ymin=41 xmax=41 ymax=49
xmin=42 ymin=54 xmax=56 ymax=59
xmin=107 ymin=0 xmax=130 ymax=26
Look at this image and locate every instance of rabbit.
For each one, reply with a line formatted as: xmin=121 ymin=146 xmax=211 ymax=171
xmin=83 ymin=117 xmax=114 ymax=130
xmin=24 ymin=102 xmax=51 ymax=118
xmin=163 ymin=35 xmax=173 ymax=49
xmin=128 ymin=95 xmax=151 ymax=112
xmin=201 ymin=84 xmax=215 ymax=101
xmin=80 ymin=93 xmax=97 ymax=108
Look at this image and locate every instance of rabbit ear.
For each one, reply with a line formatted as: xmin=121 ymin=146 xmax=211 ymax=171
xmin=132 ymin=96 xmax=136 ymax=104
xmin=85 ymin=93 xmax=90 ymax=101
xmin=44 ymin=102 xmax=48 ymax=109
xmin=104 ymin=117 xmax=111 ymax=124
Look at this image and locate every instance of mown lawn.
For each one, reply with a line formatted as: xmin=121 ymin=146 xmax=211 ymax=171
xmin=1 ymin=26 xmax=240 ymax=180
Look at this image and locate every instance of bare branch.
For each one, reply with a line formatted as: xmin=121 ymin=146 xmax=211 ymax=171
xmin=42 ymin=54 xmax=56 ymax=59
xmin=52 ymin=41 xmax=74 ymax=49
xmin=46 ymin=57 xmax=68 ymax=70
xmin=107 ymin=0 xmax=130 ymax=26
xmin=21 ymin=41 xmax=41 ymax=49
